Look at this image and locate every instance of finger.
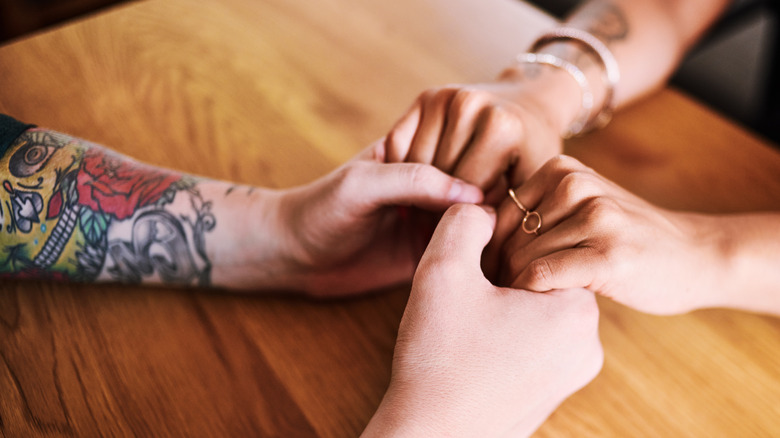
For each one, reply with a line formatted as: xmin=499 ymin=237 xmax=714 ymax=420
xmin=505 ymin=119 xmax=563 ymax=189
xmin=492 ymin=156 xmax=599 ymax=254
xmin=406 ymin=89 xmax=456 ymax=164
xmin=482 ymin=175 xmax=509 ymax=207
xmin=385 ymin=101 xmax=423 ymax=162
xmin=348 ymin=161 xmax=484 ymax=212
xmin=417 ymin=204 xmax=497 ymax=287
xmin=483 ymin=194 xmax=527 ymax=281
xmin=431 ymin=89 xmax=485 ymax=173
xmin=354 ymin=138 xmax=387 ymax=162
xmin=500 ymin=175 xmax=606 ymax=260
xmin=511 ymin=155 xmax=594 ymax=213
xmin=450 ymin=106 xmax=521 ymax=190
xmin=508 ymin=247 xmax=602 ymax=292
xmin=500 ymin=213 xmax=590 ymax=286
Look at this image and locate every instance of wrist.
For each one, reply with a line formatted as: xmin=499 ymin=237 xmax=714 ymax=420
xmin=692 ymin=213 xmax=780 ymax=315
xmin=498 ymin=61 xmax=584 ymax=139
xmin=507 ymin=38 xmax=613 ymax=137
xmin=361 ymin=387 xmax=460 ymax=438
xmin=207 ymin=184 xmax=303 ymax=291
xmin=673 ymin=211 xmax=735 ymax=311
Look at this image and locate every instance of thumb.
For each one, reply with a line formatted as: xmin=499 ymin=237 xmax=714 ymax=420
xmin=360 ymin=162 xmax=484 ymax=211
xmin=415 ymin=204 xmax=497 ymax=288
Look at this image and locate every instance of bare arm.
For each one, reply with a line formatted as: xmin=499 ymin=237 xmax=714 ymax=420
xmin=383 ymin=0 xmax=733 ymax=192
xmin=703 ymin=212 xmax=780 ymax=316
xmin=0 ymin=124 xmax=286 ymax=288
xmin=0 ymin=117 xmax=482 ymax=293
xmin=538 ymin=0 xmax=733 ymax=117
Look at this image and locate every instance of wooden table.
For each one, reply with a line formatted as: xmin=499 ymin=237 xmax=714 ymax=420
xmin=1 ymin=0 xmax=779 ymax=436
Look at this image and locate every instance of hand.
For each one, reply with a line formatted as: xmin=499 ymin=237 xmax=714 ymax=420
xmin=384 ymin=78 xmax=566 ymax=200
xmin=271 ymin=140 xmax=484 ymax=297
xmin=362 ymin=204 xmax=603 ymax=438
xmin=486 ymin=155 xmax=725 ymax=315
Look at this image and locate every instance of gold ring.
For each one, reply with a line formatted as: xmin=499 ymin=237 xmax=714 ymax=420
xmin=521 ymin=210 xmax=542 ymax=235
xmin=508 ymin=188 xmax=542 ymax=235
xmin=507 ymin=188 xmax=527 ymax=213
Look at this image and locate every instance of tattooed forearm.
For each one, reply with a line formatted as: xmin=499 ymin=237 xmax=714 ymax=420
xmin=0 ymin=129 xmax=216 ymax=286
xmin=578 ymin=1 xmax=629 ymax=44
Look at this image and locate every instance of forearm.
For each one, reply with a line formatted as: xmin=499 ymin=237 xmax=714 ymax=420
xmin=499 ymin=0 xmax=731 ymax=136
xmin=697 ymin=212 xmax=780 ymax=316
xmin=563 ymin=0 xmax=732 ymax=106
xmin=0 ymin=126 xmax=291 ymax=290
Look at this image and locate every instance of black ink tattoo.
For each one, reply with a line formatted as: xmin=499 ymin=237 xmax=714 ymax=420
xmin=1 ymin=129 xmax=217 ymax=286
xmin=106 ymin=189 xmax=215 ymax=286
xmin=584 ymin=2 xmax=629 ymax=44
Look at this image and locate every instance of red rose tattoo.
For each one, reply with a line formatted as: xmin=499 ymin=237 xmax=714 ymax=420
xmin=77 ymin=147 xmax=181 ymax=220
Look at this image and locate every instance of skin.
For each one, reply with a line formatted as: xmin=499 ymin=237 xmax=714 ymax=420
xmin=361 ymin=204 xmax=603 ymax=438
xmin=0 ymin=125 xmax=606 ymax=436
xmin=0 ymin=131 xmax=484 ymax=293
xmin=487 ymin=155 xmax=780 ymax=317
xmin=384 ymin=0 xmax=732 ymax=194
xmin=0 ymin=127 xmax=605 ymax=436
xmin=384 ymin=1 xmax=780 ymax=320
xmin=1 ymin=1 xmax=747 ymax=434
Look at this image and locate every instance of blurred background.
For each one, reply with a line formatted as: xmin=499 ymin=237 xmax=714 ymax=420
xmin=1 ymin=0 xmax=777 ymax=143
xmin=532 ymin=0 xmax=779 ymax=144
xmin=0 ymin=0 xmax=126 ymax=42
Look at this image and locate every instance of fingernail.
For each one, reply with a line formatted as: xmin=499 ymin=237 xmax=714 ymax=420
xmin=448 ymin=180 xmax=483 ymax=203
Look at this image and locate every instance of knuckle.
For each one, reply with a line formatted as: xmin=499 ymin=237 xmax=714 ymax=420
xmin=334 ymin=161 xmax=366 ymax=194
xmin=585 ymin=196 xmax=622 ymax=225
xmin=556 ymin=171 xmax=598 ymax=204
xmin=405 ymin=163 xmax=438 ymax=192
xmin=524 ymin=258 xmax=555 ymax=290
xmin=415 ymin=87 xmax=454 ymax=109
xmin=452 ymin=88 xmax=488 ymax=111
xmin=483 ymin=105 xmax=523 ymax=135
xmin=547 ymin=154 xmax=582 ymax=171
xmin=418 ymin=87 xmax=441 ymax=102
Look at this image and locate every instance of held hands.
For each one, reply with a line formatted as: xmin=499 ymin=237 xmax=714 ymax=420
xmin=486 ymin=155 xmax=725 ymax=315
xmin=384 ymin=78 xmax=566 ymax=200
xmin=271 ymin=140 xmax=483 ymax=297
xmin=362 ymin=205 xmax=603 ymax=438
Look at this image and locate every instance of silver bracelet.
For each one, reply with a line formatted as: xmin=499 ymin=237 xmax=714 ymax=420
xmin=530 ymin=27 xmax=620 ymax=133
xmin=516 ymin=52 xmax=594 ymax=138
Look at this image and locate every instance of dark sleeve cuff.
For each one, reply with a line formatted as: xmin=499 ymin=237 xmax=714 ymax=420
xmin=0 ymin=114 xmax=36 ymax=159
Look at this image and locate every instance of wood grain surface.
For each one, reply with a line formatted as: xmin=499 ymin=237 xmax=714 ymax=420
xmin=0 ymin=0 xmax=779 ymax=437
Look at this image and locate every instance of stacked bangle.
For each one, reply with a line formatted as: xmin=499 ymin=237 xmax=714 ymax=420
xmin=516 ymin=52 xmax=594 ymax=138
xmin=529 ymin=27 xmax=621 ymax=135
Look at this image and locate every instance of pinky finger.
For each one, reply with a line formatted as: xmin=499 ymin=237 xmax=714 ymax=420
xmin=509 ymin=247 xmax=601 ymax=292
